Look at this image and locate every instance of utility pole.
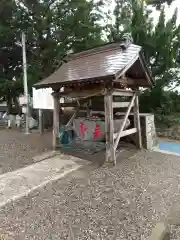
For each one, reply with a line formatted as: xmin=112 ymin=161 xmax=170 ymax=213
xmin=21 ymin=32 xmax=29 ymax=134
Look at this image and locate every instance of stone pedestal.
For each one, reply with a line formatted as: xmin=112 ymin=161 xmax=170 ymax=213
xmin=140 ymin=114 xmax=158 ymax=150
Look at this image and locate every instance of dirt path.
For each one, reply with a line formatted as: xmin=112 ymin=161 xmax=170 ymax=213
xmin=0 ymin=150 xmax=180 ymax=239
xmin=0 ymin=130 xmax=52 ymax=174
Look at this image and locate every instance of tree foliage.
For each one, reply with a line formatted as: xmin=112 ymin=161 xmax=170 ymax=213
xmin=107 ymin=0 xmax=180 ymax=125
xmin=146 ymin=0 xmax=175 ymax=9
xmin=0 ymin=0 xmax=104 ymax=110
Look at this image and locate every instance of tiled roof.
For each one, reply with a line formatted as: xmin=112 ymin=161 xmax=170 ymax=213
xmin=35 ymin=42 xmax=153 ymax=88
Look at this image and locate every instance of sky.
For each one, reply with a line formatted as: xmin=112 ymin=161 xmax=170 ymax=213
xmin=157 ymin=0 xmax=180 ymax=24
xmin=104 ymin=0 xmax=180 ymax=25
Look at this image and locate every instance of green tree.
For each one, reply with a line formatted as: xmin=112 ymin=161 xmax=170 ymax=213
xmin=0 ymin=0 xmax=104 ymax=111
xmin=0 ymin=0 xmax=24 ymax=112
xmin=131 ymin=2 xmax=180 ymax=117
xmin=107 ymin=0 xmax=132 ymax=41
xmin=17 ymin=0 xmax=104 ymax=76
xmin=107 ymin=0 xmax=180 ymax=124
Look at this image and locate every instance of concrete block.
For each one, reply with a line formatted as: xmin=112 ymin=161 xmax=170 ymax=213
xmin=148 ymin=222 xmax=170 ymax=240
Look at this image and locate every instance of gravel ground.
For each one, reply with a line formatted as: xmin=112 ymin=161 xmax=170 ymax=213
xmin=0 ymin=150 xmax=180 ymax=239
xmin=0 ymin=129 xmax=52 ymax=174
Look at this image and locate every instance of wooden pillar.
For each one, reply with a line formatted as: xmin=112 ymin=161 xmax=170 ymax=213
xmin=53 ymin=93 xmax=60 ymax=150
xmin=38 ymin=109 xmax=43 ymax=135
xmin=134 ymin=92 xmax=142 ymax=149
xmin=104 ymin=92 xmax=116 ymax=165
xmin=87 ymin=99 xmax=92 ymax=118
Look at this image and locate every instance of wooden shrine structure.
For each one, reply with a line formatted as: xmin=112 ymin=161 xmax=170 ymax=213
xmin=35 ymin=39 xmax=154 ymax=165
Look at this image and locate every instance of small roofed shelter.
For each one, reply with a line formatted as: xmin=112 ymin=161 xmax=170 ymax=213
xmin=35 ymin=38 xmax=154 ymax=165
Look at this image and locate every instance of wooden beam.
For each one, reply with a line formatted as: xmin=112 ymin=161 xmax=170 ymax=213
xmin=52 ymin=88 xmax=104 ymax=98
xmin=79 ymin=109 xmax=104 ymax=115
xmin=52 ymin=92 xmax=66 ymax=97
xmin=114 ymin=77 xmax=149 ymax=87
xmin=109 ymin=95 xmax=116 ymax=165
xmin=60 ymin=102 xmax=78 ymax=108
xmin=104 ymin=94 xmax=110 ymax=162
xmin=114 ymin=93 xmax=136 ymax=151
xmin=112 ymin=90 xmax=134 ymax=97
xmin=134 ymin=93 xmax=142 ymax=148
xmin=53 ymin=94 xmax=60 ymax=150
xmin=112 ymin=102 xmax=134 ymax=108
xmin=133 ymin=97 xmax=138 ymax=146
xmin=104 ymin=92 xmax=116 ymax=165
xmin=114 ymin=128 xmax=137 ymax=139
xmin=60 ymin=98 xmax=88 ymax=108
